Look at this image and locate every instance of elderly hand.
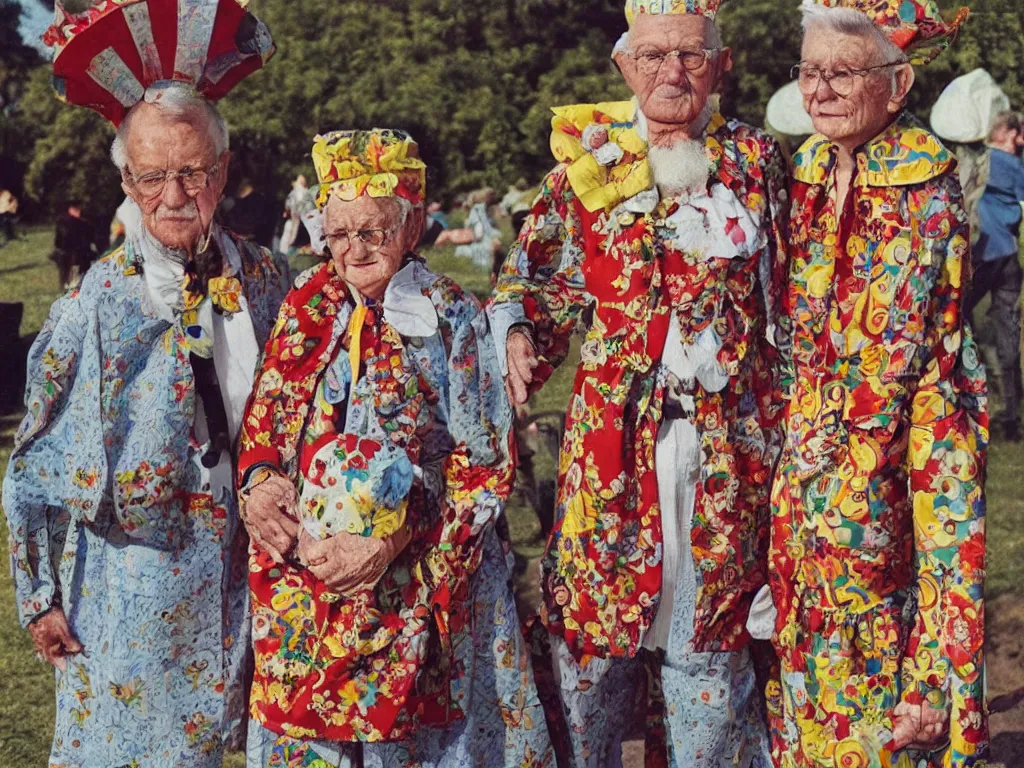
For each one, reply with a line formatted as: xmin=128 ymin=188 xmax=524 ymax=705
xmin=28 ymin=608 xmax=83 ymax=671
xmin=892 ymin=699 xmax=949 ymax=752
xmin=506 ymin=327 xmax=538 ymax=406
xmin=240 ymin=473 xmax=300 ymax=564
xmin=297 ymin=526 xmax=413 ymax=594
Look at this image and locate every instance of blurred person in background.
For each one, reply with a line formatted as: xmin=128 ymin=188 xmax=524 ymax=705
xmin=455 ymin=187 xmax=503 ymax=269
xmin=51 ymin=200 xmax=98 ymax=289
xmin=279 ymin=172 xmax=312 ymax=253
xmin=966 ymin=110 xmax=1024 ymax=442
xmin=0 ymin=187 xmax=19 ymax=245
xmin=223 ymin=176 xmax=276 ymax=248
xmin=500 ymin=176 xmax=531 ymax=216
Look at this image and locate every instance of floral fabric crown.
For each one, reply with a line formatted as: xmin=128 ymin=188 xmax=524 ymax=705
xmin=311 ymin=129 xmax=427 ymax=210
xmin=624 ymin=0 xmax=723 ymax=24
xmin=805 ymin=0 xmax=969 ymax=65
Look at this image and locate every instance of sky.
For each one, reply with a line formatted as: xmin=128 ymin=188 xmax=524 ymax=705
xmin=14 ymin=0 xmax=53 ymax=52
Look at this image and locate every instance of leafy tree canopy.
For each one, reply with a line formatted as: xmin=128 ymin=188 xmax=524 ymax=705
xmin=0 ymin=0 xmax=1019 ymax=222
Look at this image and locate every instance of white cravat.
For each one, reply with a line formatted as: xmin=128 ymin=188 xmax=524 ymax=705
xmin=122 ymin=198 xmax=261 ymax=496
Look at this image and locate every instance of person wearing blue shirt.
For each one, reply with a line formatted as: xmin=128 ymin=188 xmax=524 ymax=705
xmin=968 ymin=111 xmax=1024 ymax=441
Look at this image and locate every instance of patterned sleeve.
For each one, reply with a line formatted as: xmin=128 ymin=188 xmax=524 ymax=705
xmin=421 ymin=288 xmax=515 ymax=639
xmin=761 ymin=135 xmax=792 ymax=384
xmin=2 ymin=289 xmax=89 ymax=626
xmin=489 ymin=165 xmax=589 ymax=387
xmin=765 ymin=138 xmax=794 ymax=352
xmin=236 ymin=298 xmax=293 ymax=485
xmin=901 ymin=176 xmax=988 ymax=757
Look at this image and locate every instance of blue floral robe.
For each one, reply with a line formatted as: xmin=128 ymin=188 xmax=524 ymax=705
xmin=3 ymin=234 xmax=286 ymax=767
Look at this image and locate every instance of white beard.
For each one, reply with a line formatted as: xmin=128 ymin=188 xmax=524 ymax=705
xmin=637 ymin=98 xmax=715 ymax=200
xmin=647 ymin=139 xmax=710 ymax=201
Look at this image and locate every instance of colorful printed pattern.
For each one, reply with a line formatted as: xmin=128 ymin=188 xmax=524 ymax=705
xmin=237 ymin=258 xmax=553 ymax=765
xmin=808 ymin=0 xmax=969 ymax=65
xmin=45 ymin=0 xmax=275 ymax=125
xmin=768 ymin=114 xmax=989 ymax=766
xmin=492 ymin=104 xmax=789 ymax=660
xmin=311 ymin=129 xmax=427 ymax=208
xmin=624 ymin=0 xmax=723 ymax=23
xmin=2 ymin=236 xmax=285 ymax=766
xmin=299 ymin=433 xmax=413 ymax=539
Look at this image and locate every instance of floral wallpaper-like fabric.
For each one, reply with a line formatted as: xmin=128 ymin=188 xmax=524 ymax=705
xmin=492 ymin=104 xmax=789 ymax=660
xmin=237 ymin=257 xmax=553 ymax=766
xmin=3 ymin=237 xmax=285 ymax=767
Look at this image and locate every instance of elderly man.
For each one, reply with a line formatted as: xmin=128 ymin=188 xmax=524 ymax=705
xmin=237 ymin=129 xmax=553 ymax=768
xmin=2 ymin=1 xmax=280 ymax=765
xmin=490 ymin=0 xmax=788 ymax=764
xmin=768 ymin=1 xmax=988 ymax=765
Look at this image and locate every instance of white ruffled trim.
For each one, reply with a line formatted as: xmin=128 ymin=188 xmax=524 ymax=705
xmin=661 ymin=320 xmax=729 ymax=394
xmin=664 ymin=182 xmax=765 ymax=262
xmin=381 ymin=260 xmax=439 ymax=338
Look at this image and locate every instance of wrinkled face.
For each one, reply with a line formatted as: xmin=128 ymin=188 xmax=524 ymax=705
xmin=800 ymin=27 xmax=911 ymax=147
xmin=323 ymin=195 xmax=425 ymax=300
xmin=615 ymin=14 xmax=731 ymax=129
xmin=121 ymin=102 xmax=229 ymax=251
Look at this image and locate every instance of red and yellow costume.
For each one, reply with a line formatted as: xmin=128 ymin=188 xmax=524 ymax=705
xmin=768 ymin=114 xmax=989 ymax=768
xmin=493 ymin=103 xmax=788 ymax=659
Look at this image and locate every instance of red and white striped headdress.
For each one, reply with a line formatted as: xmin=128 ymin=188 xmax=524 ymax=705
xmin=44 ymin=0 xmax=275 ymax=125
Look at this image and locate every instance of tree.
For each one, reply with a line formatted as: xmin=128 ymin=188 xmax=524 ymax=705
xmin=717 ymin=0 xmax=802 ymax=127
xmin=913 ymin=0 xmax=1024 ymax=120
xmin=0 ymin=0 xmax=42 ymax=112
xmin=4 ymin=65 xmax=119 ymax=222
xmin=0 ymin=0 xmax=1018 ymax=221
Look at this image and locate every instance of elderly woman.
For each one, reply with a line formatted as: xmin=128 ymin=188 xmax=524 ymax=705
xmin=237 ymin=129 xmax=553 ymax=768
xmin=768 ymin=1 xmax=988 ymax=766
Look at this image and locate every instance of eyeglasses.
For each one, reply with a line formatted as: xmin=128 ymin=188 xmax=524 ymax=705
xmin=625 ymin=47 xmax=721 ymax=75
xmin=125 ymin=163 xmax=220 ymax=199
xmin=791 ymin=62 xmax=900 ymax=98
xmin=326 ymin=226 xmax=398 ymax=254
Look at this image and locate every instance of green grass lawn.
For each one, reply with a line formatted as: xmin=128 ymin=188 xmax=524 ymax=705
xmin=0 ymin=228 xmax=1021 ymax=765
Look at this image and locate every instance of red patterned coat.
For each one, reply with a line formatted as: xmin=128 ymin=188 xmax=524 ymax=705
xmin=491 ymin=103 xmax=789 ymax=658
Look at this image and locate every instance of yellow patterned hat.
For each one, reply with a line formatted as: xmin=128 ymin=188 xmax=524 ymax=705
xmin=311 ymin=129 xmax=427 ymax=209
xmin=806 ymin=0 xmax=969 ymax=65
xmin=625 ymin=0 xmax=723 ymax=24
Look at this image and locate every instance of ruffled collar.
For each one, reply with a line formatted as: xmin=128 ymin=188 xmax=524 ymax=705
xmin=326 ymin=256 xmax=439 ymax=339
xmin=549 ymin=98 xmax=727 ymax=214
xmin=792 ymin=111 xmax=953 ymax=188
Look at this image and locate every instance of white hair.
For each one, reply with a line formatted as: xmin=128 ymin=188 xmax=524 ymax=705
xmin=394 ymin=196 xmax=412 ymax=224
xmin=648 ymin=137 xmax=711 ymax=197
xmin=800 ymin=3 xmax=908 ymax=89
xmin=110 ymin=83 xmax=230 ymax=171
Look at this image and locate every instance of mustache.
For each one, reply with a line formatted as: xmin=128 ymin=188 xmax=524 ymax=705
xmin=155 ymin=201 xmax=200 ymax=221
xmin=652 ymin=82 xmax=691 ymax=98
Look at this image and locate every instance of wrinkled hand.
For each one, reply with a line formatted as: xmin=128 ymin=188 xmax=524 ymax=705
xmin=240 ymin=474 xmax=300 ymax=564
xmin=29 ymin=608 xmax=83 ymax=671
xmin=505 ymin=327 xmax=538 ymax=406
xmin=297 ymin=526 xmax=413 ymax=594
xmin=892 ymin=699 xmax=949 ymax=751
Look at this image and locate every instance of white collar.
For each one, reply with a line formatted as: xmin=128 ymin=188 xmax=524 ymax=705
xmin=121 ymin=197 xmax=241 ymax=321
xmin=380 ymin=260 xmax=438 ymax=338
